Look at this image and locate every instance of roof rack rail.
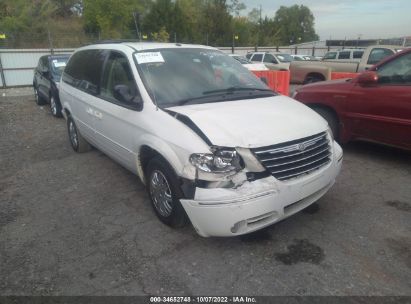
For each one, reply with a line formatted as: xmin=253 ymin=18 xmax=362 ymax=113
xmin=91 ymin=39 xmax=140 ymax=45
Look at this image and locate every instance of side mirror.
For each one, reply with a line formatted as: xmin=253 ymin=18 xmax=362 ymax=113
xmin=260 ymin=77 xmax=268 ymax=84
xmin=357 ymin=71 xmax=378 ymax=86
xmin=114 ymin=85 xmax=143 ymax=110
xmin=271 ymin=60 xmax=277 ymax=64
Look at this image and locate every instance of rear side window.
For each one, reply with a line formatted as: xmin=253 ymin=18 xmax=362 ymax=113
xmin=338 ymin=51 xmax=350 ymax=59
xmin=263 ymin=54 xmax=277 ymax=64
xmin=37 ymin=57 xmax=44 ymax=70
xmin=353 ymin=51 xmax=364 ymax=59
xmin=41 ymin=57 xmax=49 ymax=71
xmin=367 ymin=48 xmax=394 ymax=65
xmin=323 ymin=52 xmax=337 ymax=60
xmin=63 ymin=50 xmax=108 ymax=95
xmin=251 ymin=54 xmax=263 ymax=62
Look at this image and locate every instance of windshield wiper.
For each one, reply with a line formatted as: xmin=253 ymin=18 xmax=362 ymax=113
xmin=202 ymin=87 xmax=274 ymax=95
xmin=175 ymin=87 xmax=275 ymax=106
xmin=176 ymin=94 xmax=226 ymax=106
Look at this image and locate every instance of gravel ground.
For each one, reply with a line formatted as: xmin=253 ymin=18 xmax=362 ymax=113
xmin=0 ymin=95 xmax=410 ymax=296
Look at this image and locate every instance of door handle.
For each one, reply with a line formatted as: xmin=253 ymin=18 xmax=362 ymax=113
xmin=86 ymin=107 xmax=102 ymax=119
xmin=94 ymin=112 xmax=103 ymax=119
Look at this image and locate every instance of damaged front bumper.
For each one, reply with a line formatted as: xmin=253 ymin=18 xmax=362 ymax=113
xmin=180 ymin=142 xmax=343 ymax=237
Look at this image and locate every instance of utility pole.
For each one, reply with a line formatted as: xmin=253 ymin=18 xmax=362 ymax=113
xmin=47 ymin=28 xmax=54 ymax=54
xmin=356 ymin=34 xmax=362 ymax=48
xmin=133 ymin=12 xmax=141 ymax=41
xmin=259 ymin=5 xmax=262 ymax=47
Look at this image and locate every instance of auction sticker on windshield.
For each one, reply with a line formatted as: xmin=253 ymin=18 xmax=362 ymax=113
xmin=52 ymin=61 xmax=66 ymax=68
xmin=135 ymin=52 xmax=165 ymax=64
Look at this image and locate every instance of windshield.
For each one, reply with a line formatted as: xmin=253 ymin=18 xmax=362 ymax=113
xmin=135 ymin=48 xmax=273 ymax=107
xmin=276 ymin=53 xmax=293 ymax=63
xmin=50 ymin=57 xmax=69 ymax=78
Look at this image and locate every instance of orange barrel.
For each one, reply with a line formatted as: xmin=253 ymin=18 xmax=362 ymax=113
xmin=252 ymin=70 xmax=290 ymax=96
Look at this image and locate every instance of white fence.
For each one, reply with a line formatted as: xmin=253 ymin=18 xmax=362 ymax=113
xmin=0 ymin=46 xmax=337 ymax=88
xmin=0 ymin=48 xmax=74 ymax=87
xmin=219 ymin=46 xmax=336 ymax=56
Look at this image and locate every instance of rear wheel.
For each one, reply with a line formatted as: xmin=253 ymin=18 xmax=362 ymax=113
xmin=34 ymin=85 xmax=46 ymax=105
xmin=67 ymin=116 xmax=92 ymax=153
xmin=303 ymin=74 xmax=324 ymax=84
xmin=49 ymin=93 xmax=62 ymax=118
xmin=313 ymin=107 xmax=339 ymax=140
xmin=146 ymin=156 xmax=187 ymax=228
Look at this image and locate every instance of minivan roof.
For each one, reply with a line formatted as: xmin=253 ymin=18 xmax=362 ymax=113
xmin=86 ymin=41 xmax=217 ymax=52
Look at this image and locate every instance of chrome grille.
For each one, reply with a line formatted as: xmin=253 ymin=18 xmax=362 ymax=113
xmin=251 ymin=132 xmax=331 ymax=181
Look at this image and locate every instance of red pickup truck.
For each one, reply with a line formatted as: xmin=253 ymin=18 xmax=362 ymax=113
xmin=293 ymin=48 xmax=411 ymax=150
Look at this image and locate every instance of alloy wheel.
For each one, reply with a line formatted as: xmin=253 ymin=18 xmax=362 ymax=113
xmin=34 ymin=88 xmax=39 ymax=103
xmin=69 ymin=120 xmax=78 ymax=149
xmin=50 ymin=95 xmax=57 ymax=115
xmin=149 ymin=170 xmax=173 ymax=217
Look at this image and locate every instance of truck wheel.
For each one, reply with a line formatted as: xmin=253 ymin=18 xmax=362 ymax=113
xmin=303 ymin=75 xmax=324 ymax=84
xmin=67 ymin=116 xmax=92 ymax=153
xmin=146 ymin=156 xmax=187 ymax=228
xmin=313 ymin=107 xmax=339 ymax=140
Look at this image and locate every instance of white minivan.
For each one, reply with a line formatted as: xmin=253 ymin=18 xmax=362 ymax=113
xmin=59 ymin=42 xmax=343 ymax=237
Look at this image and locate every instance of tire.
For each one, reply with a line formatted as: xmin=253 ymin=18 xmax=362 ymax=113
xmin=67 ymin=116 xmax=92 ymax=153
xmin=313 ymin=107 xmax=339 ymax=140
xmin=146 ymin=156 xmax=188 ymax=228
xmin=34 ymin=85 xmax=46 ymax=105
xmin=49 ymin=92 xmax=62 ymax=118
xmin=303 ymin=75 xmax=324 ymax=85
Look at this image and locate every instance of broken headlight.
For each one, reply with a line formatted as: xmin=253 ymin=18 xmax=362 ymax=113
xmin=189 ymin=148 xmax=243 ymax=173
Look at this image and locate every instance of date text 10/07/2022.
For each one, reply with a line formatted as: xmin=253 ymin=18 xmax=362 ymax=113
xmin=149 ymin=296 xmax=257 ymax=303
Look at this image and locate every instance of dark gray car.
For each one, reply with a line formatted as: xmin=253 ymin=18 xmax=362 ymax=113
xmin=33 ymin=54 xmax=70 ymax=117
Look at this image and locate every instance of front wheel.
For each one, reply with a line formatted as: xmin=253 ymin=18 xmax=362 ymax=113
xmin=49 ymin=93 xmax=62 ymax=118
xmin=146 ymin=156 xmax=187 ymax=228
xmin=67 ymin=116 xmax=92 ymax=153
xmin=34 ymin=86 xmax=46 ymax=105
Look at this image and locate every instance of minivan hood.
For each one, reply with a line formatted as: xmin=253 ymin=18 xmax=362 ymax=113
xmin=167 ymin=96 xmax=327 ymax=148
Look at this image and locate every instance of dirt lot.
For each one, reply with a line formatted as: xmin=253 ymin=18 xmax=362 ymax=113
xmin=0 ymin=94 xmax=410 ymax=296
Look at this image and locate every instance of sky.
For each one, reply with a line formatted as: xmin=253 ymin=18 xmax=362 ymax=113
xmin=241 ymin=0 xmax=411 ymax=40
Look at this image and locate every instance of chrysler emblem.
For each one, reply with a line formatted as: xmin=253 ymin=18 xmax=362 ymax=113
xmin=298 ymin=143 xmax=306 ymax=151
